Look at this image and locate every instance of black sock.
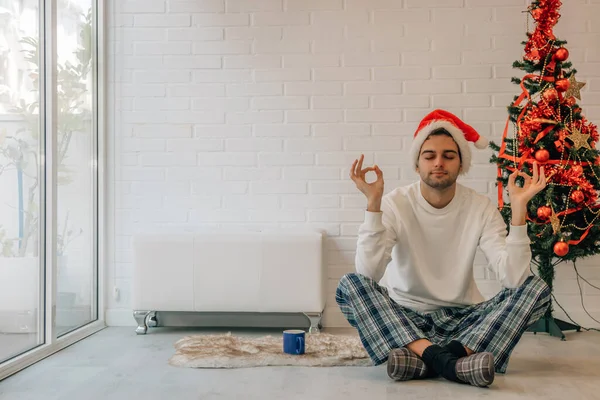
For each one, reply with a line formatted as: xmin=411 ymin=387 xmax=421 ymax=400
xmin=421 ymin=345 xmax=461 ymax=383
xmin=444 ymin=340 xmax=468 ymax=358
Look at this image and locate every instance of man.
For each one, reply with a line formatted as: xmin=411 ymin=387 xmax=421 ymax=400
xmin=336 ymin=109 xmax=551 ymax=388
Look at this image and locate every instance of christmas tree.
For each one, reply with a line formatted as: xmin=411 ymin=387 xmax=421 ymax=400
xmin=489 ymin=0 xmax=600 ymax=339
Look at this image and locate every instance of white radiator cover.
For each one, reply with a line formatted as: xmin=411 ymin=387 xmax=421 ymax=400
xmin=132 ymin=231 xmax=326 ymax=320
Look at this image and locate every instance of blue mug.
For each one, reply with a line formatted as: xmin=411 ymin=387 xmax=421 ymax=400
xmin=283 ymin=329 xmax=305 ymax=355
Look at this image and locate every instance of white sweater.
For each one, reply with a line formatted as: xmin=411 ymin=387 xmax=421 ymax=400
xmin=356 ymin=181 xmax=532 ymax=313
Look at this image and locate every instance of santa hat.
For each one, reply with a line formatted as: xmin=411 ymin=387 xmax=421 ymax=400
xmin=409 ymin=109 xmax=488 ymax=175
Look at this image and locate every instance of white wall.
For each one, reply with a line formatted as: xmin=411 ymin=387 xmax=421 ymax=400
xmin=105 ymin=0 xmax=600 ymax=329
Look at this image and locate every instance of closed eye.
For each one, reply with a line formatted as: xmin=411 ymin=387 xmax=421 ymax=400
xmin=424 ymin=155 xmax=456 ymax=160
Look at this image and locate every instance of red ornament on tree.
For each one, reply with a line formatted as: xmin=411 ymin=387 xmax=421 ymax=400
xmin=535 ymin=149 xmax=550 ymax=163
xmin=571 ymin=165 xmax=583 ymax=175
xmin=544 ymin=61 xmax=556 ymax=75
xmin=526 ymin=49 xmax=540 ymax=61
xmin=553 ymin=241 xmax=569 ymax=257
xmin=542 ymin=88 xmax=558 ymax=102
xmin=537 ymin=205 xmax=552 ymax=220
xmin=553 ymin=47 xmax=569 ymax=62
xmin=556 ymin=78 xmax=570 ymax=92
xmin=570 ymin=190 xmax=585 ymax=203
xmin=531 ymin=8 xmax=543 ymax=20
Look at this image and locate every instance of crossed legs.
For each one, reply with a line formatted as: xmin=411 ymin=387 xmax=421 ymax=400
xmin=336 ymin=273 xmax=550 ymax=387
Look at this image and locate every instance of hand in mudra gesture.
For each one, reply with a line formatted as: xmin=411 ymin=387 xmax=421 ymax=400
xmin=507 ymin=161 xmax=547 ymax=206
xmin=350 ymin=154 xmax=384 ymax=212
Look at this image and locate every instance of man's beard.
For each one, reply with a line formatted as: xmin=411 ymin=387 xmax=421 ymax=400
xmin=422 ymin=171 xmax=457 ymax=190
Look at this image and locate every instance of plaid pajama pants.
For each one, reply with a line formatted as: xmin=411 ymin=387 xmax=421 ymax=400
xmin=336 ymin=273 xmax=551 ymax=373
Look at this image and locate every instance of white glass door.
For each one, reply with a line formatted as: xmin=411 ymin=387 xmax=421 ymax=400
xmin=0 ymin=0 xmax=103 ymax=378
xmin=55 ymin=0 xmax=97 ymax=337
xmin=0 ymin=0 xmax=44 ymax=364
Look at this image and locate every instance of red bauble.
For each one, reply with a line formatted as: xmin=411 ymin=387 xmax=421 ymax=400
xmin=553 ymin=241 xmax=569 ymax=257
xmin=571 ymin=165 xmax=583 ymax=175
xmin=556 ymin=78 xmax=570 ymax=92
xmin=535 ymin=149 xmax=550 ymax=163
xmin=565 ymin=97 xmax=576 ymax=106
xmin=537 ymin=206 xmax=552 ymax=220
xmin=570 ymin=190 xmax=585 ymax=203
xmin=542 ymin=88 xmax=558 ymax=102
xmin=553 ymin=48 xmax=569 ymax=62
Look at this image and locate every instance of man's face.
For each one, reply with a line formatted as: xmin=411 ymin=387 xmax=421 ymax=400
xmin=416 ymin=134 xmax=462 ymax=190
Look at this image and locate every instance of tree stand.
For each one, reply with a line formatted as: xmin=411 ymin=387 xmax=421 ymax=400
xmin=527 ymin=257 xmax=581 ymax=340
xmin=527 ymin=315 xmax=581 ymax=340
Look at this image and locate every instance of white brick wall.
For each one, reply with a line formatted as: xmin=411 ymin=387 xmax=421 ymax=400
xmin=107 ymin=0 xmax=600 ymax=329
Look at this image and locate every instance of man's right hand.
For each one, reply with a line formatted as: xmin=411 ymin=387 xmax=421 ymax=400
xmin=350 ymin=154 xmax=384 ymax=212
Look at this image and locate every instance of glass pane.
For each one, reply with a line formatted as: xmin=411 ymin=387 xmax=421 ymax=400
xmin=0 ymin=0 xmax=44 ymax=362
xmin=55 ymin=0 xmax=96 ymax=336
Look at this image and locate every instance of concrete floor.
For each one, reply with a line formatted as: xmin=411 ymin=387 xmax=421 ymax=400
xmin=0 ymin=327 xmax=599 ymax=400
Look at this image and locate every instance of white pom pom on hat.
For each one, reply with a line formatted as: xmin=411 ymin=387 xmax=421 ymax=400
xmin=409 ymin=109 xmax=488 ymax=175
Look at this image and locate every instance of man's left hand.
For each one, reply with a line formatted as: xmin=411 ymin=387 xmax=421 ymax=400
xmin=507 ymin=161 xmax=548 ymax=207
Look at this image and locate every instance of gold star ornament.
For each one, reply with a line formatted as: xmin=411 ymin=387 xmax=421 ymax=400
xmin=567 ymin=127 xmax=592 ymax=150
xmin=565 ymin=75 xmax=586 ymax=100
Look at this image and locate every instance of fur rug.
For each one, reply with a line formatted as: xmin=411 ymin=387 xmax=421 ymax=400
xmin=168 ymin=332 xmax=372 ymax=368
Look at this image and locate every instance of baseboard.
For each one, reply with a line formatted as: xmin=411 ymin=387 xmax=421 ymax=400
xmin=106 ymin=308 xmax=135 ymax=326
